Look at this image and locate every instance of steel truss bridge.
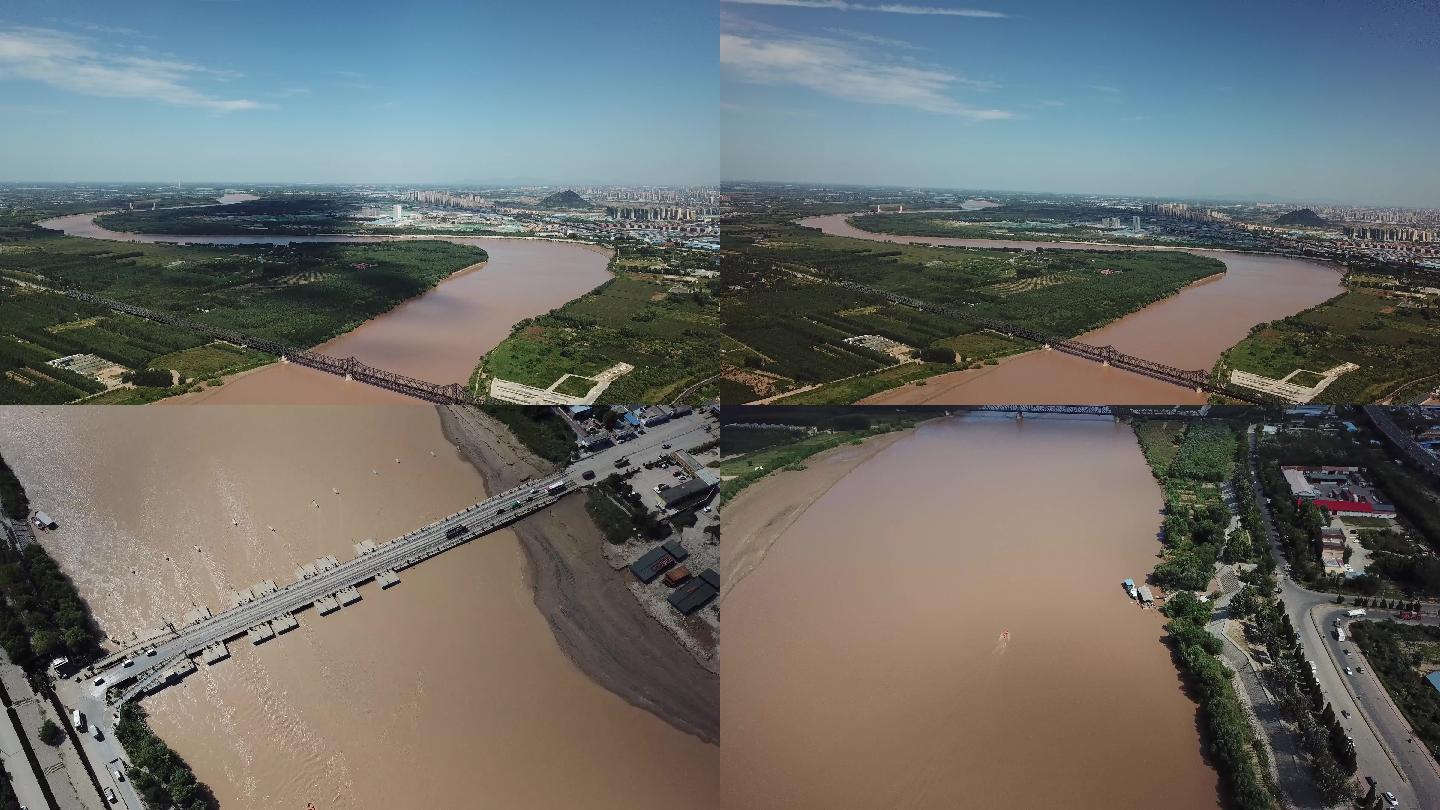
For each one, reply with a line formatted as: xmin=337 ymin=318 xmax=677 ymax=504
xmin=807 ymin=273 xmax=1272 ymax=404
xmin=63 ymin=289 xmax=478 ymax=405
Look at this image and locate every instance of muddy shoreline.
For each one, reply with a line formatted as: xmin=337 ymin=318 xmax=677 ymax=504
xmin=436 ymin=405 xmax=720 ymax=744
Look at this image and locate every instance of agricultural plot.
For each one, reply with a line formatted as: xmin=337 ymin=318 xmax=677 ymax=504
xmin=721 ymin=217 xmax=1223 ymax=403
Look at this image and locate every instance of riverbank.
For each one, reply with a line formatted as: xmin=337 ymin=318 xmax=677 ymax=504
xmin=20 ymin=214 xmax=613 ymax=406
xmin=798 ymin=213 xmax=1342 ymax=403
xmin=721 ymin=429 xmax=907 ymax=603
xmin=436 ymin=405 xmax=720 ymax=744
xmin=723 ymin=414 xmax=1223 ymax=808
xmin=0 ymin=406 xmax=716 ymax=808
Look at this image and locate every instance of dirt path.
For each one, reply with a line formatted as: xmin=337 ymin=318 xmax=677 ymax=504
xmin=437 ymin=405 xmax=719 ymax=744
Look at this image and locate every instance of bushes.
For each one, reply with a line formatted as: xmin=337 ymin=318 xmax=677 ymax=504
xmin=116 ymin=703 xmax=215 ymax=810
xmin=917 ymin=345 xmax=956 ymax=364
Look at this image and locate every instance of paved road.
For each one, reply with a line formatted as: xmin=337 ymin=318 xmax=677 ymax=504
xmin=0 ymin=704 xmax=49 ymax=810
xmin=1247 ymin=426 xmax=1440 ymax=809
xmin=49 ymin=408 xmax=718 ymax=810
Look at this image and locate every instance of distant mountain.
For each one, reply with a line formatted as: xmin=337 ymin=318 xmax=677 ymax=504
xmin=1273 ymin=208 xmax=1329 ymax=227
xmin=536 ymin=189 xmax=591 ymax=209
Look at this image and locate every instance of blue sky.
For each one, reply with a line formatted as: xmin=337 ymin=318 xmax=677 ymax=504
xmin=0 ymin=0 xmax=717 ymax=185
xmin=722 ymin=0 xmax=1440 ymax=207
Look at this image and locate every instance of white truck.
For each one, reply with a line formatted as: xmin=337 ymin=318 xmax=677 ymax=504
xmin=1347 ymin=609 xmax=1367 ymax=618
xmin=71 ymin=709 xmax=85 ymax=731
xmin=546 ymin=479 xmax=569 ymax=495
xmin=1335 ymin=627 xmax=1346 ymax=642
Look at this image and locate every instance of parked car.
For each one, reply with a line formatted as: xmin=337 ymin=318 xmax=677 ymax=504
xmin=1345 ymin=667 xmax=1353 ymax=675
xmin=1342 ymin=709 xmax=1351 ymax=719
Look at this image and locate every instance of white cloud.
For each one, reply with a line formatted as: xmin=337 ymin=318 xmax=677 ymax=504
xmin=0 ymin=27 xmax=264 ymax=111
xmin=721 ymin=31 xmax=1011 ymax=119
xmin=822 ymin=27 xmax=924 ymax=50
xmin=721 ymin=0 xmax=1007 ymax=18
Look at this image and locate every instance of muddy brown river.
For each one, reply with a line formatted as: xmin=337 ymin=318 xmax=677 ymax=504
xmin=722 ymin=414 xmax=1223 ymax=809
xmin=0 ymin=406 xmax=716 ymax=808
xmin=799 ymin=214 xmax=1343 ymax=404
xmin=37 ymin=214 xmax=611 ymax=404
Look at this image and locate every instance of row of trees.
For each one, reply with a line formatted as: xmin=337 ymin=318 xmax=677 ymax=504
xmin=1162 ymin=591 xmax=1279 ymax=809
xmin=1348 ymin=621 xmax=1440 ymax=762
xmin=116 ymin=703 xmax=215 ymax=810
xmin=0 ymin=540 xmax=101 ymax=674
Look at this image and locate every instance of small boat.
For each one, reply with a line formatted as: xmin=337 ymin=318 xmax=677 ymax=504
xmin=1123 ymin=578 xmax=1137 ymax=598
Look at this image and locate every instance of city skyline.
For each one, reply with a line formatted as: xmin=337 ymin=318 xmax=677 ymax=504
xmin=0 ymin=0 xmax=718 ymax=186
xmin=721 ymin=0 xmax=1440 ymax=208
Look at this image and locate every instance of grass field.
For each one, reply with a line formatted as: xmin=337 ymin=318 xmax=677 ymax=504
xmin=475 ymin=244 xmax=718 ymax=404
xmin=769 ymin=362 xmax=953 ymax=404
xmin=934 ymin=331 xmax=1034 ymax=361
xmin=1217 ymin=289 xmax=1440 ymax=403
xmin=147 ymin=343 xmax=272 ymax=382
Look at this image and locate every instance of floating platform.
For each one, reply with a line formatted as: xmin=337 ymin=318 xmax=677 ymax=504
xmin=269 ymin=614 xmax=298 ymax=635
xmin=375 ymin=570 xmax=400 ymax=589
xmin=337 ymin=587 xmax=361 ymax=606
xmin=181 ymin=606 xmax=212 ymax=626
xmin=353 ymin=539 xmax=378 ymax=556
xmin=199 ymin=643 xmax=228 ymax=665
xmin=314 ymin=596 xmax=340 ymax=615
xmin=247 ymin=624 xmax=275 ymax=645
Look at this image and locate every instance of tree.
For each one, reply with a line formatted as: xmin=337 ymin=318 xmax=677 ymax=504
xmin=39 ymin=718 xmax=63 ymax=745
xmin=918 ymin=345 xmax=956 ymax=364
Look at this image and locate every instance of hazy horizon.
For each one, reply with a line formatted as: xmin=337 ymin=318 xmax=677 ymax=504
xmin=0 ymin=0 xmax=717 ymax=186
xmin=721 ymin=0 xmax=1440 ymax=209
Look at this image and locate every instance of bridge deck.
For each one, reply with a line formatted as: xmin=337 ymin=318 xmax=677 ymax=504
xmin=96 ymin=474 xmax=570 ymax=704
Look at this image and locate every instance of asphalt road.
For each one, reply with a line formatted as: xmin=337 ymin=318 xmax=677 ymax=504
xmin=50 ymin=409 xmax=719 ymax=810
xmin=1247 ymin=426 xmax=1440 ymax=810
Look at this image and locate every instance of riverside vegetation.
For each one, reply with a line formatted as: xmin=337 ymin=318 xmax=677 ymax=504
xmin=720 ymin=216 xmax=1224 ymax=403
xmin=1216 ymin=266 xmax=1440 ymax=404
xmin=0 ymin=212 xmax=487 ymax=403
xmin=474 ymin=242 xmax=719 ymax=404
xmin=1136 ymin=416 xmax=1362 ymax=807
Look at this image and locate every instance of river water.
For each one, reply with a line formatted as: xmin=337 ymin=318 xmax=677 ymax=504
xmin=722 ymin=414 xmax=1223 ymax=809
xmin=0 ymin=406 xmax=717 ymax=808
xmin=799 ymin=214 xmax=1343 ymax=403
xmin=36 ymin=214 xmax=611 ymax=404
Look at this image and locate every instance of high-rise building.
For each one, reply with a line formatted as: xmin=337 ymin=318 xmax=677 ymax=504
xmin=393 ymin=204 xmax=403 ymax=222
xmin=1132 ymin=215 xmax=1142 ymax=231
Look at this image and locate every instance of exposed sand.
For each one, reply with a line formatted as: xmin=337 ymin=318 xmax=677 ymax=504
xmin=720 ymin=430 xmax=908 ymax=603
xmin=437 ymin=406 xmax=720 ymax=744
